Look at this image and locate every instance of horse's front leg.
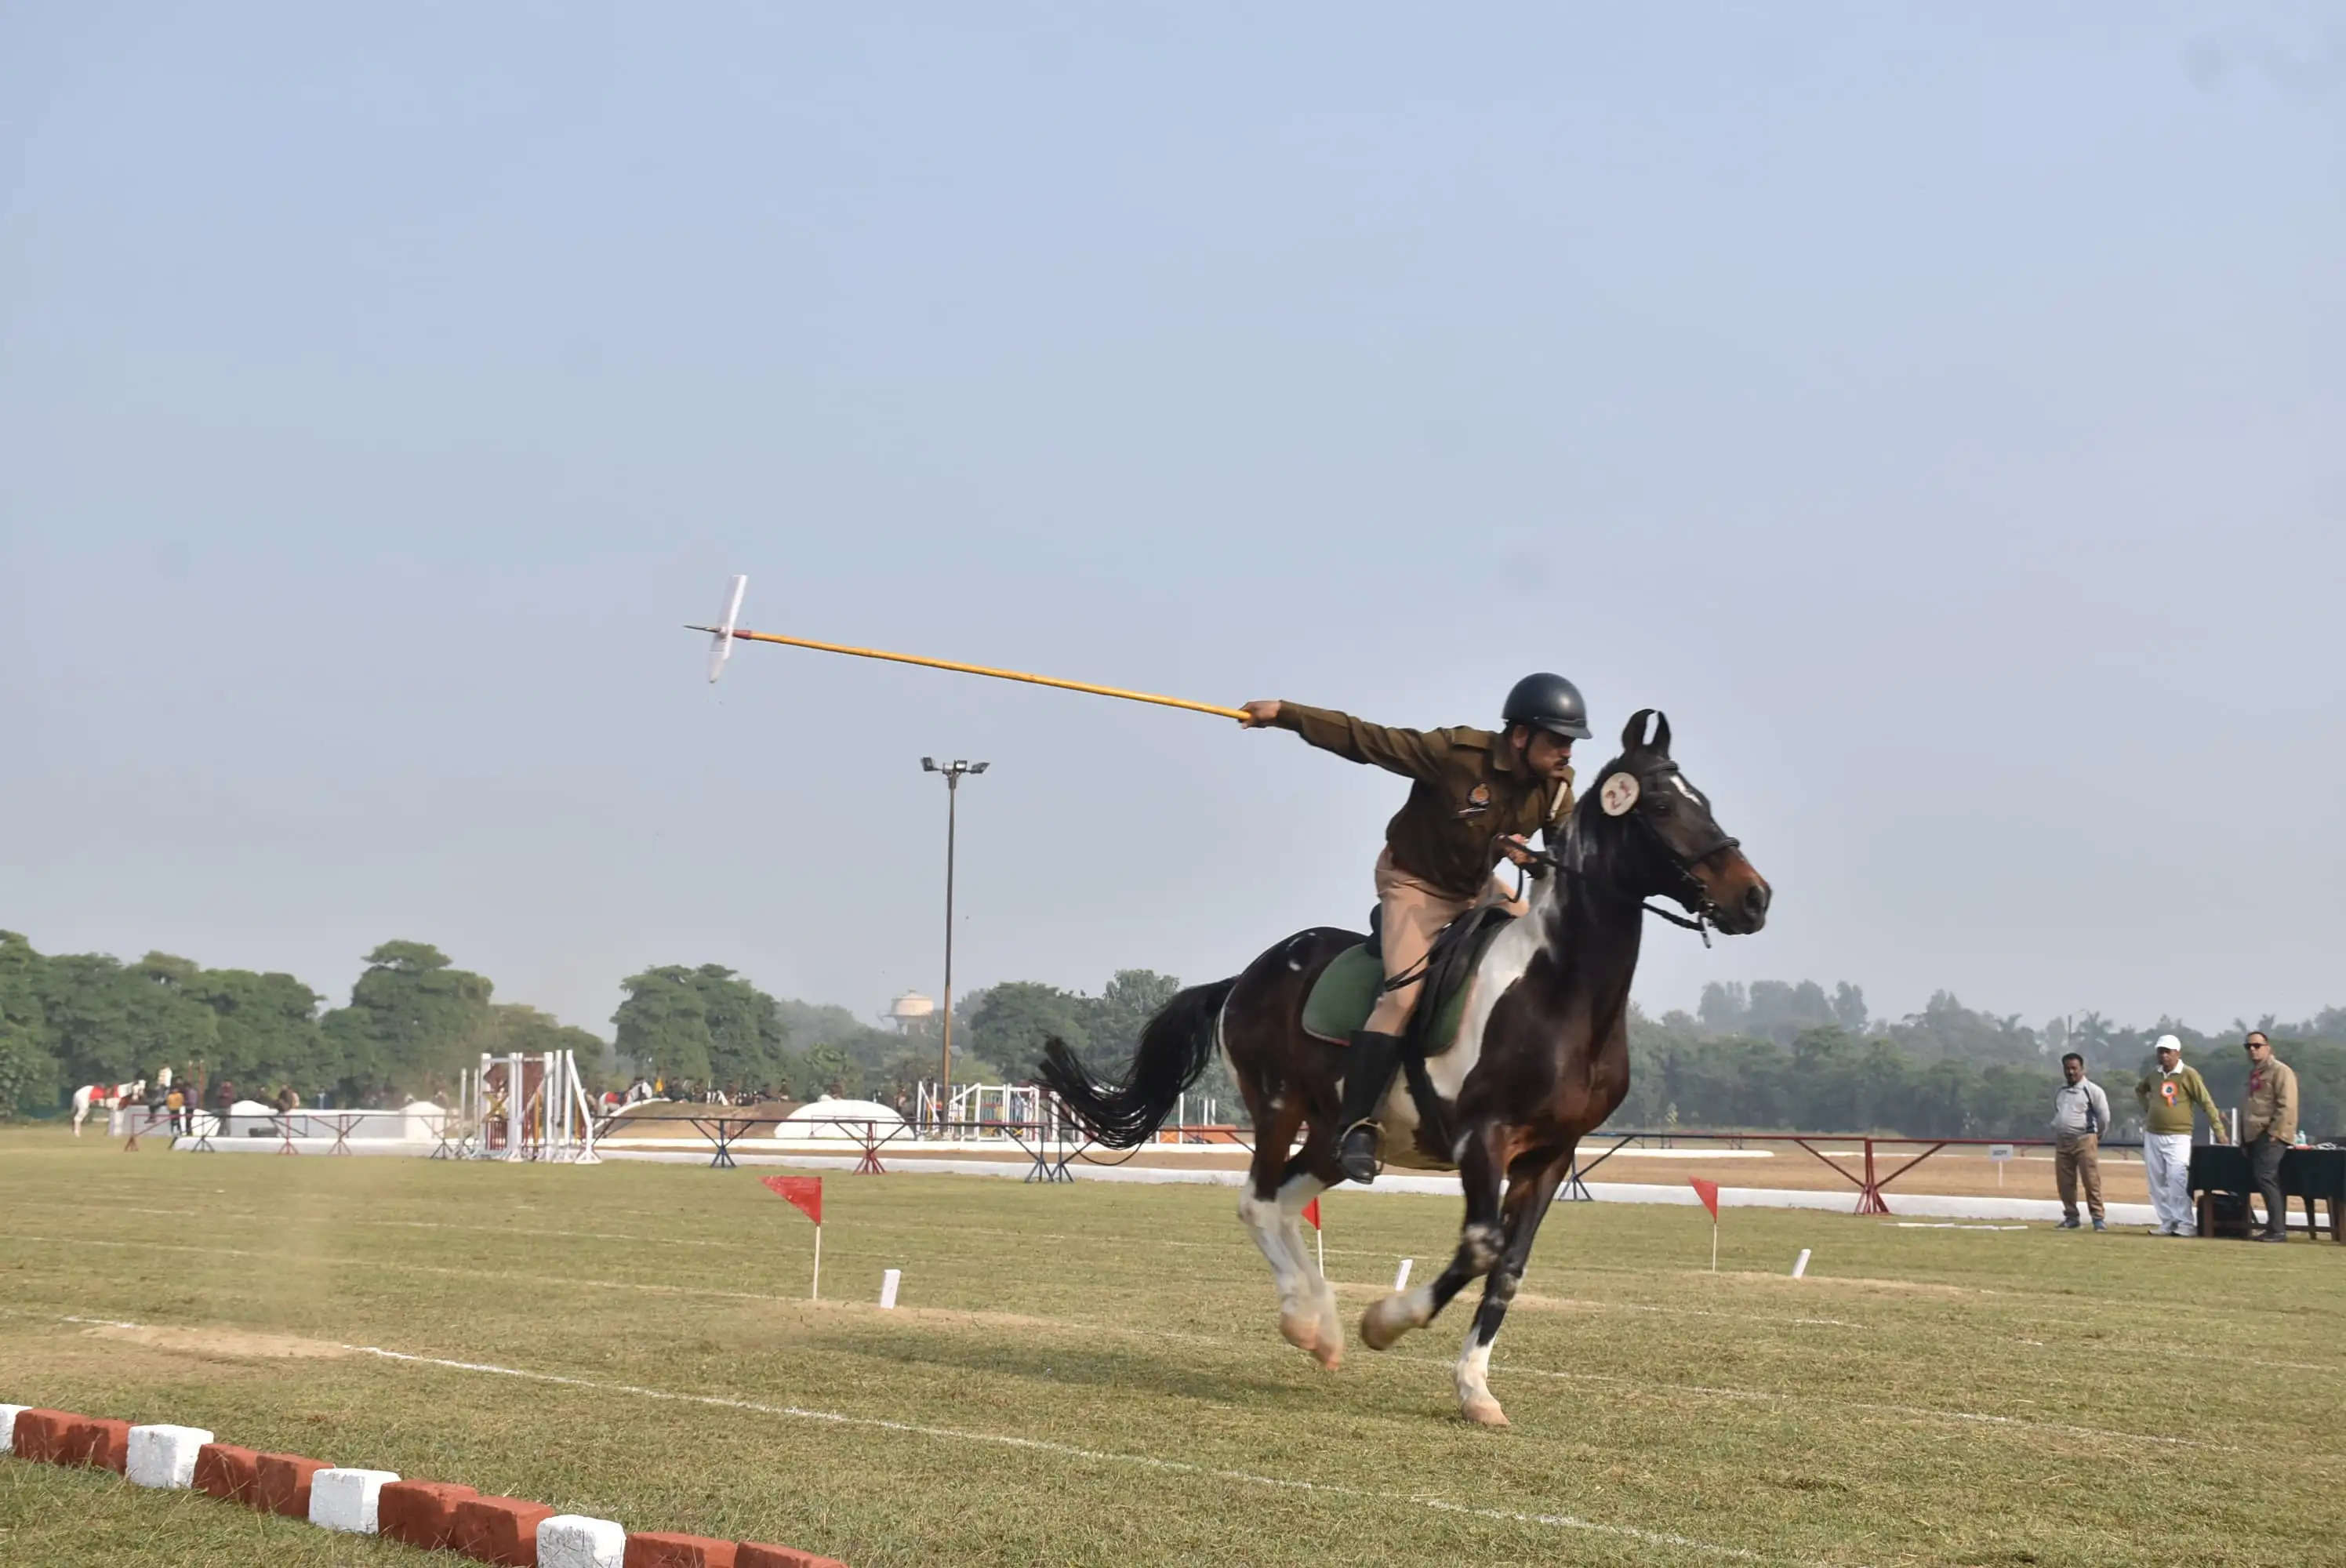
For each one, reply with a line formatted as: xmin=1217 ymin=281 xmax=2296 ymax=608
xmin=1453 ymin=1144 xmax=1573 ymax=1427
xmin=1236 ymin=1101 xmax=1342 ymax=1367
xmin=1273 ymin=1160 xmax=1341 ymax=1367
xmin=1361 ymin=1119 xmax=1508 ymax=1352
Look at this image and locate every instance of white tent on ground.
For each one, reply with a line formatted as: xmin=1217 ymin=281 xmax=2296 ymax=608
xmin=398 ymin=1101 xmax=448 ymax=1141
xmin=777 ymin=1098 xmax=905 ymax=1141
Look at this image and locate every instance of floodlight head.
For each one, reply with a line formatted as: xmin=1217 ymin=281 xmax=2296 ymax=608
xmin=706 ymin=575 xmax=748 ymax=684
xmin=970 ymin=761 xmax=990 ymax=774
xmin=922 ymin=757 xmax=938 ymax=772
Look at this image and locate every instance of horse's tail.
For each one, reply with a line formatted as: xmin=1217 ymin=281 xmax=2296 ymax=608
xmin=1036 ymin=977 xmax=1237 ymax=1149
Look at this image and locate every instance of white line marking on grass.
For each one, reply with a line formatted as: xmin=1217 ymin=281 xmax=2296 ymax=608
xmin=43 ymin=1312 xmax=1796 ymax=1565
xmin=349 ymin=1350 xmax=1782 ymax=1560
xmin=3 ymin=1236 xmax=785 ymax=1305
xmin=1538 ymin=1297 xmax=1865 ymax=1330
xmin=356 ymin=1217 xmax=1279 ymax=1258
xmin=354 ymin=1218 xmax=747 ymax=1250
xmin=1391 ymin=1356 xmax=2235 ymax=1453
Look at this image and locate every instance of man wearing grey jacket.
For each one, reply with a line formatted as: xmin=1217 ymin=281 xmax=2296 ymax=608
xmin=2050 ymin=1052 xmax=2112 ymax=1231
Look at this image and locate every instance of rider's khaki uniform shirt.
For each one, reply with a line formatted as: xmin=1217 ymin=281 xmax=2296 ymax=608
xmin=1273 ymin=703 xmax=1574 ymax=900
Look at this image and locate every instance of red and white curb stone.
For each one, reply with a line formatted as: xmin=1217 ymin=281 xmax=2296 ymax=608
xmin=4 ymin=1401 xmax=845 ymax=1567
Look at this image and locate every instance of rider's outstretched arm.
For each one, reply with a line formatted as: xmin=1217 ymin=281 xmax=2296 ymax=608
xmin=1244 ymin=699 xmax=1445 ymax=782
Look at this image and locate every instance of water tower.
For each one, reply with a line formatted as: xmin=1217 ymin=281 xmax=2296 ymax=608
xmin=888 ymin=992 xmax=935 ymax=1033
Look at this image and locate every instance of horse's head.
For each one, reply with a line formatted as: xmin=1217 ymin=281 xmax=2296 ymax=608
xmin=1573 ymin=710 xmax=1771 ymax=935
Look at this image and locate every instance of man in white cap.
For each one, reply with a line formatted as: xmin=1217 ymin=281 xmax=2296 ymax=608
xmin=2134 ymin=1033 xmax=2226 ymax=1236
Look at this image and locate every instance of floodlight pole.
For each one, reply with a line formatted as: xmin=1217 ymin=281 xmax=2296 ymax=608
xmin=921 ymin=757 xmax=987 ymax=1133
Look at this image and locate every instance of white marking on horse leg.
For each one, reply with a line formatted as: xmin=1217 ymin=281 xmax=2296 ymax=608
xmin=1237 ymin=1190 xmax=1315 ymax=1355
xmin=1274 ymin=1171 xmax=1340 ymax=1368
xmin=1454 ymin=1321 xmax=1507 ymax=1427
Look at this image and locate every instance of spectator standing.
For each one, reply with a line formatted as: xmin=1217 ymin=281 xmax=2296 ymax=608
xmin=212 ymin=1079 xmax=236 ymax=1137
xmin=2239 ymin=1032 xmax=2300 ymax=1243
xmin=2050 ymin=1052 xmax=2111 ymax=1231
xmin=2135 ymin=1033 xmax=2225 ymax=1236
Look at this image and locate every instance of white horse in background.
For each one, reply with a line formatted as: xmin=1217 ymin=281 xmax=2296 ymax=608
xmin=71 ymin=1079 xmax=148 ymax=1136
xmin=72 ymin=1067 xmax=170 ymax=1136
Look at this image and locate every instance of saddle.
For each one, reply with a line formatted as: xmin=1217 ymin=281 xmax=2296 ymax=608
xmin=1300 ymin=903 xmax=1517 ymax=1055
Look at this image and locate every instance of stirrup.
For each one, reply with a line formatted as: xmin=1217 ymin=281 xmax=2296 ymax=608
xmin=1338 ymin=1118 xmax=1383 ymax=1182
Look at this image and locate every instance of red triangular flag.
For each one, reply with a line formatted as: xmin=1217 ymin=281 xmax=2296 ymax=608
xmin=1690 ymin=1178 xmax=1720 ymax=1221
xmin=1302 ymin=1196 xmax=1321 ymax=1231
xmin=761 ymin=1174 xmax=822 ymax=1225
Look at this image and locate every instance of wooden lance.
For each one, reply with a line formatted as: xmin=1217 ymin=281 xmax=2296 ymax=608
xmin=690 ymin=575 xmax=1248 ymax=722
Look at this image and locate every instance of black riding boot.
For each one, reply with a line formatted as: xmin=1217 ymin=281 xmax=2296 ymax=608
xmin=1336 ymin=1029 xmax=1406 ymax=1184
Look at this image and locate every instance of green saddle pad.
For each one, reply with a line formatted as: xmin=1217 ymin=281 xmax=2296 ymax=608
xmin=1300 ymin=920 xmax=1511 ymax=1051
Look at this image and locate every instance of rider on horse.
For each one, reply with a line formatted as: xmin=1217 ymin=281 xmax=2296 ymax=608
xmin=1240 ymin=673 xmax=1589 ymax=1182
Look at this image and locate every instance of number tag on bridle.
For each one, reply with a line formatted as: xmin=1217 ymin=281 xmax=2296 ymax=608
xmin=1600 ymin=772 xmax=1640 ymax=816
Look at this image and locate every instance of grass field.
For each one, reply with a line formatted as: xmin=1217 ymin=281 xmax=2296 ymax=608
xmin=1 ymin=1130 xmax=2337 ymax=1567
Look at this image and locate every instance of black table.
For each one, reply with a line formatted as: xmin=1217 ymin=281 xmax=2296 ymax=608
xmin=2188 ymin=1144 xmax=2344 ymax=1242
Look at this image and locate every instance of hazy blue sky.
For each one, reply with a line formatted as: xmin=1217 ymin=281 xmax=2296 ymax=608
xmin=5 ymin=4 xmax=2341 ymax=1047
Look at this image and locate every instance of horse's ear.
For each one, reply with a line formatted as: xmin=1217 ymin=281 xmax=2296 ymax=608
xmin=1622 ymin=708 xmax=1670 ymax=754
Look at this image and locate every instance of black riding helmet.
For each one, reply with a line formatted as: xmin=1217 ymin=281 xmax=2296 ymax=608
xmin=1502 ymin=672 xmax=1591 ymax=740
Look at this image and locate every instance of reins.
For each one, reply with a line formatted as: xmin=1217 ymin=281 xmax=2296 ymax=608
xmin=1514 ymin=794 xmax=1736 ymax=949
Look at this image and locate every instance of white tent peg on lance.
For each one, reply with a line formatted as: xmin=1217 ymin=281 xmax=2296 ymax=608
xmin=706 ymin=574 xmax=748 ymax=684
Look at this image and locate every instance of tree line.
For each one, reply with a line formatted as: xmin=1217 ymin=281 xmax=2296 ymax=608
xmin=2 ymin=926 xmax=2336 ymax=1138
xmin=0 ymin=927 xmax=1208 ymax=1118
xmin=0 ymin=931 xmax=605 ymax=1116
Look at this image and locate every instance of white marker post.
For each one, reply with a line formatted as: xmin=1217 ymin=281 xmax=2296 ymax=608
xmin=1393 ymin=1258 xmax=1413 ymax=1291
xmin=879 ymin=1268 xmax=902 ymax=1309
xmin=1988 ymin=1143 xmax=2014 ymax=1188
xmin=1791 ymin=1248 xmax=1811 ymax=1279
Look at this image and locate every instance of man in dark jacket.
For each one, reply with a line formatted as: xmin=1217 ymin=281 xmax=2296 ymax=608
xmin=2240 ymin=1031 xmax=2301 ymax=1243
xmin=1243 ymin=673 xmax=1589 ymax=1181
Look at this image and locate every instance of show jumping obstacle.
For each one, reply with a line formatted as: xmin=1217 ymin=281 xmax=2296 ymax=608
xmin=456 ymin=1048 xmax=601 ymax=1163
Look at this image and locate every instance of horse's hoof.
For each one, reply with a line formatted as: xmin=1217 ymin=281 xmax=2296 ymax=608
xmin=1360 ymin=1290 xmax=1420 ymax=1352
xmin=1461 ymin=1397 xmax=1510 ymax=1428
xmin=1312 ymin=1299 xmax=1344 ymax=1370
xmin=1280 ymin=1311 xmax=1321 ymax=1355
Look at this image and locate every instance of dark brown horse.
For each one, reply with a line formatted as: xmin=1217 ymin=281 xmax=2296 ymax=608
xmin=1038 ymin=710 xmax=1770 ymax=1425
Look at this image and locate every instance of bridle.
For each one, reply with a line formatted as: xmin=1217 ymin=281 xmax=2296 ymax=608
xmin=1516 ymin=760 xmax=1740 ymax=947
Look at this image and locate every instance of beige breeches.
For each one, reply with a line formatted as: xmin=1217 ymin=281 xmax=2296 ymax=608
xmin=1364 ymin=848 xmax=1527 ymax=1034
